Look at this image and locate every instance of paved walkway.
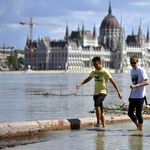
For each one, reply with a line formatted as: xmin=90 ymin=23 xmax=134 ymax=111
xmin=1 ymin=115 xmax=150 ymax=138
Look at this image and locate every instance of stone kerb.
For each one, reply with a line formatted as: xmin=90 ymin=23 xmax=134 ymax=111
xmin=0 ymin=121 xmax=39 ymax=138
xmin=143 ymin=115 xmax=150 ymax=120
xmin=105 ymin=116 xmax=122 ymax=124
xmin=37 ymin=119 xmax=71 ymax=132
xmin=1 ymin=115 xmax=150 ymax=138
xmin=119 ymin=115 xmax=131 ymax=123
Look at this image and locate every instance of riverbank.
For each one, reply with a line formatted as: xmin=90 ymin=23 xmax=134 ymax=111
xmin=0 ymin=68 xmax=116 ymax=74
xmin=1 ymin=69 xmax=150 ymax=74
xmin=0 ymin=70 xmax=93 ymax=74
xmin=0 ymin=70 xmax=66 ymax=74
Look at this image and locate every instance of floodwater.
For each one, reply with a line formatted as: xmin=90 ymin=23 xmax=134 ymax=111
xmin=1 ymin=120 xmax=150 ymax=150
xmin=1 ymin=73 xmax=146 ymax=123
xmin=0 ymin=73 xmax=150 ymax=149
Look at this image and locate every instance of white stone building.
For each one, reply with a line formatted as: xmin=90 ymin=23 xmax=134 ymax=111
xmin=24 ymin=2 xmax=150 ymax=73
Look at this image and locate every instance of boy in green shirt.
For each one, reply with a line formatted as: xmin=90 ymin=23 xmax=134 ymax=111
xmin=76 ymin=57 xmax=122 ymax=128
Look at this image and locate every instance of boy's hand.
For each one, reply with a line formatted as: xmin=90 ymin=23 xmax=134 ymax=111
xmin=76 ymin=84 xmax=81 ymax=89
xmin=130 ymin=85 xmax=136 ymax=89
xmin=118 ymin=92 xmax=122 ymax=99
xmin=128 ymin=98 xmax=130 ymax=102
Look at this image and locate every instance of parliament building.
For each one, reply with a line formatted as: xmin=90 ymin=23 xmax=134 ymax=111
xmin=24 ymin=2 xmax=150 ymax=73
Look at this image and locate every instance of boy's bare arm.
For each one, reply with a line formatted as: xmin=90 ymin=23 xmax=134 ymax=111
xmin=130 ymin=79 xmax=149 ymax=89
xmin=76 ymin=76 xmax=92 ymax=89
xmin=109 ymin=77 xmax=122 ymax=99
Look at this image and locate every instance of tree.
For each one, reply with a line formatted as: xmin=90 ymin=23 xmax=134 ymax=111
xmin=18 ymin=57 xmax=24 ymax=65
xmin=18 ymin=57 xmax=24 ymax=69
xmin=6 ymin=54 xmax=17 ymax=69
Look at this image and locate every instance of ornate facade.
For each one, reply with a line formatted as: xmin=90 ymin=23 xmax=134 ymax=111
xmin=24 ymin=2 xmax=150 ymax=73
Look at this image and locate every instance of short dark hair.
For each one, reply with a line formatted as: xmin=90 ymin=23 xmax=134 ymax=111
xmin=92 ymin=57 xmax=101 ymax=63
xmin=130 ymin=55 xmax=138 ymax=62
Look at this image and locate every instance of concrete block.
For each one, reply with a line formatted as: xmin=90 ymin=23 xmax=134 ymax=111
xmin=79 ymin=118 xmax=95 ymax=128
xmin=37 ymin=119 xmax=70 ymax=132
xmin=143 ymin=115 xmax=150 ymax=120
xmin=0 ymin=121 xmax=39 ymax=138
xmin=120 ymin=115 xmax=131 ymax=122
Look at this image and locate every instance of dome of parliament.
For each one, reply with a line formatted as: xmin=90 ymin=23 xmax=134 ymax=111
xmin=100 ymin=3 xmax=119 ymax=29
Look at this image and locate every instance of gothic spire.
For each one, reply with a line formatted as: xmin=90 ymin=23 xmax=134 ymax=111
xmin=120 ymin=15 xmax=123 ymax=28
xmin=26 ymin=35 xmax=29 ymax=47
xmin=82 ymin=21 xmax=84 ymax=30
xmin=38 ymin=36 xmax=40 ymax=42
xmin=65 ymin=22 xmax=69 ymax=37
xmin=77 ymin=23 xmax=80 ymax=31
xmin=118 ymin=16 xmax=125 ymax=44
xmin=108 ymin=1 xmax=112 ymax=14
xmin=140 ymin=18 xmax=142 ymax=30
xmin=146 ymin=27 xmax=149 ymax=42
xmin=93 ymin=22 xmax=97 ymax=37
xmin=132 ymin=28 xmax=134 ymax=35
xmin=138 ymin=18 xmax=143 ymax=35
xmin=138 ymin=18 xmax=144 ymax=46
xmin=82 ymin=21 xmax=85 ymax=35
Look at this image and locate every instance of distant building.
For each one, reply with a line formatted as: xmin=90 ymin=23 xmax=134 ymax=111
xmin=0 ymin=49 xmax=24 ymax=69
xmin=24 ymin=2 xmax=150 ymax=73
xmin=0 ymin=49 xmax=13 ymax=69
xmin=24 ymin=22 xmax=100 ymax=71
xmin=14 ymin=49 xmax=24 ymax=69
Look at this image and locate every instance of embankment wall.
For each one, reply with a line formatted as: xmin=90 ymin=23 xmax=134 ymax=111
xmin=1 ymin=115 xmax=150 ymax=138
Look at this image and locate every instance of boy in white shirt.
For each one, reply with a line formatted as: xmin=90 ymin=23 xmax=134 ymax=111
xmin=128 ymin=55 xmax=149 ymax=131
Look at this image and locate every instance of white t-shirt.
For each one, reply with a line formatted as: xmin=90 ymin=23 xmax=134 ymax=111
xmin=130 ymin=67 xmax=148 ymax=99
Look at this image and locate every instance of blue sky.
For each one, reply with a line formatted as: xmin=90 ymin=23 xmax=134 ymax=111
xmin=0 ymin=0 xmax=150 ymax=50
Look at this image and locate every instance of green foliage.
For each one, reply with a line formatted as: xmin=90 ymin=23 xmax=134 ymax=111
xmin=29 ymin=133 xmax=33 ymax=137
xmin=18 ymin=57 xmax=24 ymax=65
xmin=6 ymin=54 xmax=17 ymax=69
xmin=38 ymin=130 xmax=42 ymax=135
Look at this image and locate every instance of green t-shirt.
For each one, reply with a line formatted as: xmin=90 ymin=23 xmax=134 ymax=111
xmin=90 ymin=68 xmax=112 ymax=95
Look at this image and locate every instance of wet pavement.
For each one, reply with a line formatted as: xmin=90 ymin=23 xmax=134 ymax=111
xmin=1 ymin=120 xmax=150 ymax=150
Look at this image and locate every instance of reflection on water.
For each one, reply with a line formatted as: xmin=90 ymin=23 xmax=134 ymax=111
xmin=2 ymin=120 xmax=150 ymax=150
xmin=0 ymin=133 xmax=55 ymax=149
xmin=0 ymin=73 xmax=150 ymax=123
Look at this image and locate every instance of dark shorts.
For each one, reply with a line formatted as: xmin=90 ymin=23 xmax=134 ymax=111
xmin=93 ymin=93 xmax=107 ymax=113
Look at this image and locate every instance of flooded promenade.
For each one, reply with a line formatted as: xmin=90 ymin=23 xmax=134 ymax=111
xmin=1 ymin=120 xmax=150 ymax=149
xmin=0 ymin=73 xmax=150 ymax=149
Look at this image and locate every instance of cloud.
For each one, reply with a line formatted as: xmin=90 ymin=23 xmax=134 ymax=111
xmin=71 ymin=11 xmax=95 ymax=20
xmin=130 ymin=2 xmax=150 ymax=6
xmin=49 ymin=28 xmax=65 ymax=40
xmin=0 ymin=5 xmax=5 ymax=17
xmin=82 ymin=0 xmax=102 ymax=5
xmin=6 ymin=24 xmax=22 ymax=30
xmin=50 ymin=28 xmax=65 ymax=34
xmin=0 ymin=0 xmax=25 ymax=26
